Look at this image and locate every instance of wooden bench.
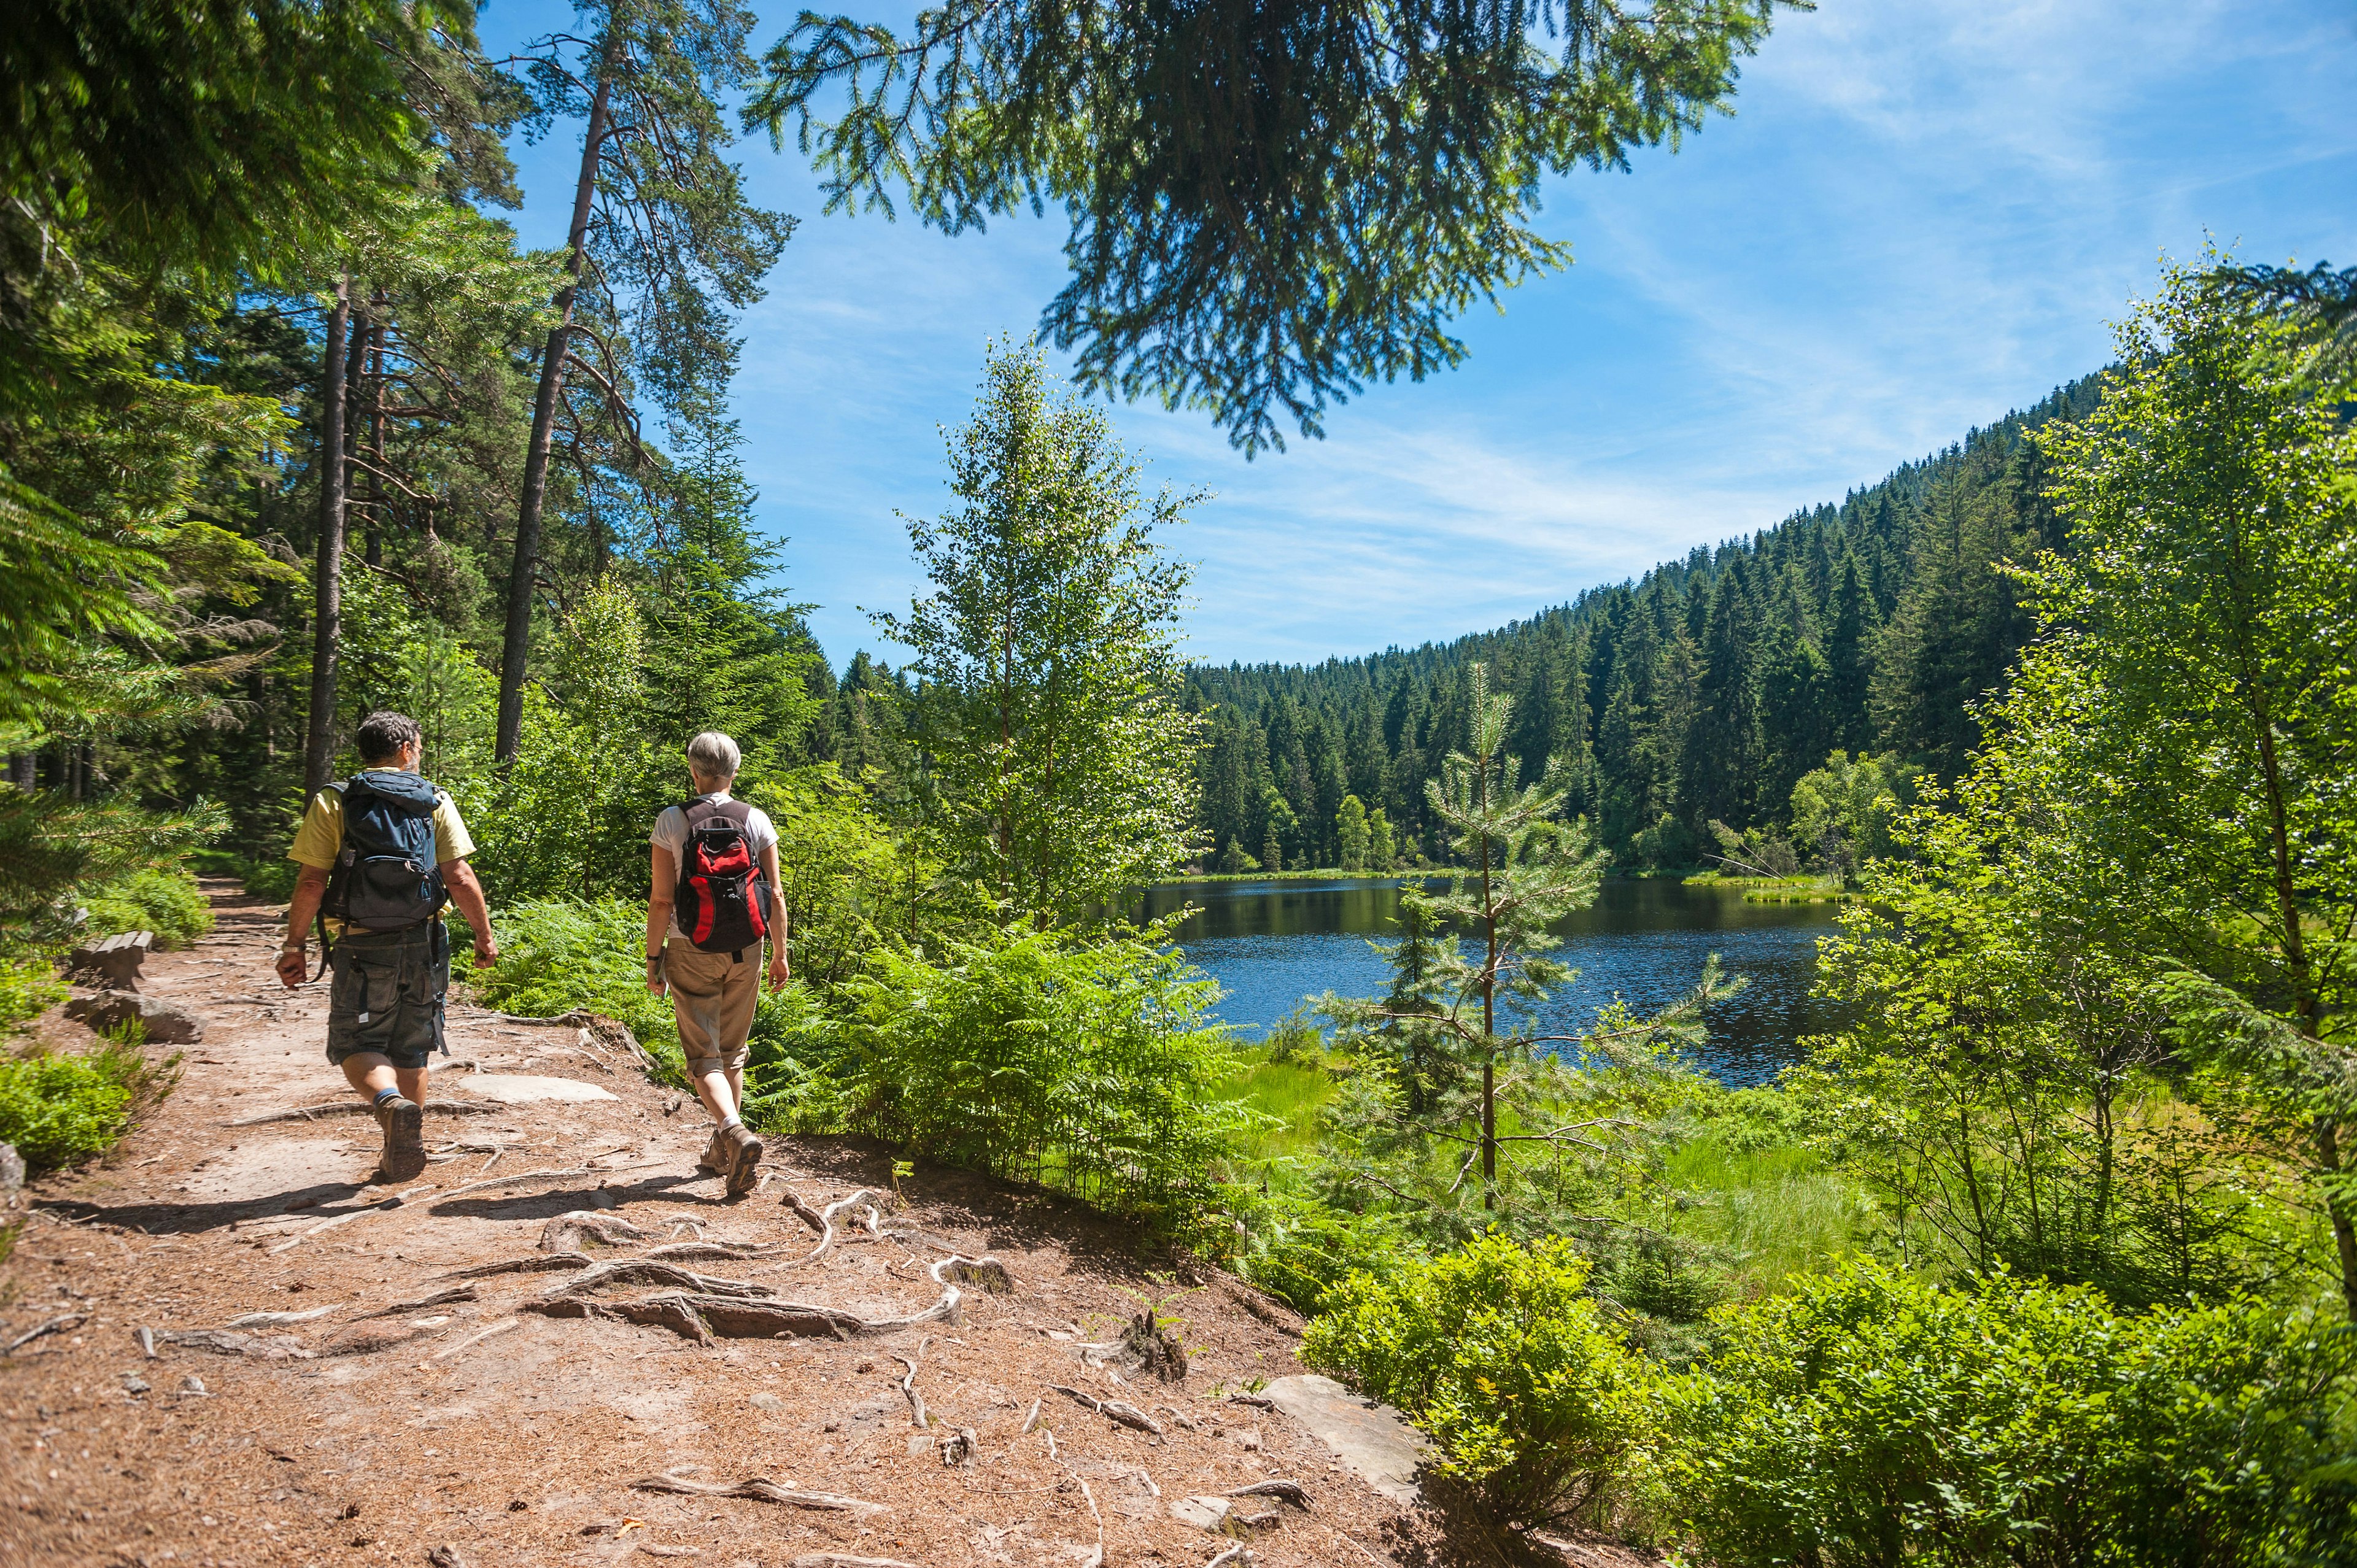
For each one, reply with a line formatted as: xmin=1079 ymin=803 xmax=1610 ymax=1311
xmin=68 ymin=930 xmax=154 ymax=991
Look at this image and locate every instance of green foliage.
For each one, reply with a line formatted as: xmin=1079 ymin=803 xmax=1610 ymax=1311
xmin=1336 ymin=794 xmax=1371 ymax=872
xmin=0 ymin=790 xmax=225 ymax=940
xmin=0 ymin=1033 xmax=176 ymax=1170
xmin=745 ymin=763 xmax=950 ymax=991
xmin=1665 ymin=1260 xmax=2357 ymax=1567
xmin=0 ymin=951 xmax=68 ymax=1032
xmin=2 ymin=0 xmax=428 ymax=285
xmin=1787 ymin=748 xmax=1921 ymax=878
xmin=2006 ymin=258 xmax=2357 ymax=1313
xmin=80 ymin=864 xmax=212 ymax=948
xmin=842 ymin=926 xmax=1235 ymax=1221
xmin=878 ymin=341 xmax=1205 ymax=925
xmin=468 ymin=897 xmax=687 ymax=1086
xmin=478 ymin=582 xmax=660 ymax=900
xmin=753 ymin=0 xmax=1787 ymax=452
xmin=1304 ymin=1234 xmax=1665 ymax=1532
xmin=1182 ymin=377 xmax=2102 ymax=873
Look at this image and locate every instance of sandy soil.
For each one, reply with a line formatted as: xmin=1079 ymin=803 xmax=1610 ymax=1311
xmin=0 ymin=884 xmax=1648 ymax=1568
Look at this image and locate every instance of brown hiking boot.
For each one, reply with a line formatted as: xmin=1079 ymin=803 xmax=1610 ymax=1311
xmin=719 ymin=1122 xmax=764 ymax=1198
xmin=374 ymin=1095 xmax=426 ymax=1183
xmin=695 ymin=1126 xmax=730 ymax=1177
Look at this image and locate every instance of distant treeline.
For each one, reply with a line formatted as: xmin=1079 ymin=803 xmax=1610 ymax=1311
xmin=1180 ymin=376 xmax=2105 ymax=871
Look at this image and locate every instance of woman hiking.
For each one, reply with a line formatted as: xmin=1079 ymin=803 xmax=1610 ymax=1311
xmin=646 ymin=731 xmax=788 ymax=1197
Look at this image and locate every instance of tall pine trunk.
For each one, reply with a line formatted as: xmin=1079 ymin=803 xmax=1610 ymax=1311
xmin=303 ymin=277 xmax=355 ymax=798
xmin=497 ymin=54 xmax=617 ymax=764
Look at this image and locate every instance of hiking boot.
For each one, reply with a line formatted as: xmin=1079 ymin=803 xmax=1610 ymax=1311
xmin=374 ymin=1095 xmax=427 ymax=1183
xmin=696 ymin=1126 xmax=730 ymax=1178
xmin=719 ymin=1122 xmax=764 ymax=1198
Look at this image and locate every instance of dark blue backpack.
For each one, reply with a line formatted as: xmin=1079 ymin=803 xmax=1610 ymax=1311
xmin=320 ymin=771 xmax=449 ymax=934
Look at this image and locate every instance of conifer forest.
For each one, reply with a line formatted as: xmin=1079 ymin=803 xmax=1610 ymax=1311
xmin=4 ymin=3 xmax=2356 ymax=1564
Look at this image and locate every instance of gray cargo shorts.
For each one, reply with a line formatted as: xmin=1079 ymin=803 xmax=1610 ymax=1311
xmin=325 ymin=922 xmax=449 ymax=1070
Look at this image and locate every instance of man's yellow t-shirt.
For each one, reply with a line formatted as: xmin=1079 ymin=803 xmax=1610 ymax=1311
xmin=288 ymin=770 xmax=475 ymax=870
xmin=288 ymin=771 xmax=474 ymax=938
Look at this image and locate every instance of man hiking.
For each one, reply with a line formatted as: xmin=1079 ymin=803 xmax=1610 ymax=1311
xmin=646 ymin=730 xmax=788 ymax=1197
xmin=275 ymin=711 xmax=497 ymax=1183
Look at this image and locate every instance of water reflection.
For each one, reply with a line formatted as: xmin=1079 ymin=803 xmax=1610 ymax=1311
xmin=1134 ymin=877 xmax=1844 ymax=1087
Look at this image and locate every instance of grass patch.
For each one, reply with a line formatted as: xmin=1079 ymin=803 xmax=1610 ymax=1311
xmin=1218 ymin=1046 xmax=1339 ymax=1169
xmin=0 ymin=1026 xmax=182 ymax=1170
xmin=1657 ymin=1134 xmax=1878 ymax=1297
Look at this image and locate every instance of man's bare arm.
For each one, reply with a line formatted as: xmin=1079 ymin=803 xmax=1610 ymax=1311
xmin=441 ymin=857 xmax=498 ymax=965
xmin=275 ymin=866 xmax=333 ymax=988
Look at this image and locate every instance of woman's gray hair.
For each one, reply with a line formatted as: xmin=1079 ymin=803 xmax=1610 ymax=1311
xmin=686 ymin=730 xmax=741 ymax=782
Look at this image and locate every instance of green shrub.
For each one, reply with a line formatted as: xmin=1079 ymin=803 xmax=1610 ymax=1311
xmin=843 ymin=927 xmax=1237 ymax=1221
xmin=1665 ymin=1259 xmax=2357 ymax=1567
xmin=82 ymin=864 xmax=213 ymax=947
xmin=243 ymin=857 xmax=300 ymax=903
xmin=0 ymin=1033 xmax=176 ymax=1168
xmin=1302 ymin=1232 xmax=1667 ymax=1532
xmin=0 ymin=950 xmax=68 ymax=1031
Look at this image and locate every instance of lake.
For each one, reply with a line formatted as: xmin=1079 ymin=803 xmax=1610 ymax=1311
xmin=1137 ymin=876 xmax=1846 ymax=1086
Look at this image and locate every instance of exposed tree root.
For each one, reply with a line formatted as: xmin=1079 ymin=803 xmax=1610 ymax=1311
xmin=229 ymin=1100 xmax=497 ymax=1126
xmin=539 ymin=1258 xmax=778 ymax=1301
xmin=892 ymin=1336 xmax=932 ymax=1428
xmin=791 ymin=1555 xmax=916 ymax=1568
xmin=441 ymin=1251 xmax=594 ymax=1280
xmin=433 ymin=1163 xmax=607 ymax=1203
xmin=628 ymin=1471 xmax=884 ymax=1513
xmin=538 ymin=1211 xmax=656 ymax=1252
xmin=359 ymin=1284 xmax=476 ymax=1318
xmin=4 ymin=1313 xmax=86 ymax=1355
xmin=776 ymin=1186 xmax=888 ymax=1267
xmin=225 ymin=1303 xmax=340 ymax=1327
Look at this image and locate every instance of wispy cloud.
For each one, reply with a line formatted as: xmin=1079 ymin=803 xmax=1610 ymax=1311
xmin=478 ymin=0 xmax=2357 ymax=666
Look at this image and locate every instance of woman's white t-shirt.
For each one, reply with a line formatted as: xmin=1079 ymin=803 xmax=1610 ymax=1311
xmin=651 ymin=796 xmax=779 ymax=942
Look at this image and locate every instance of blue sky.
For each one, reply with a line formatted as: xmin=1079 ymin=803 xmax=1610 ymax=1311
xmin=476 ymin=0 xmax=2357 ymax=668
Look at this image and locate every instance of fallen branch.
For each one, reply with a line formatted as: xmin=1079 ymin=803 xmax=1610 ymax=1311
xmin=1047 ymin=1383 xmax=1164 ymax=1437
xmin=628 ymin=1472 xmax=884 ymax=1515
xmin=432 ymin=1318 xmax=519 ymax=1361
xmin=791 ymin=1556 xmax=915 ymax=1568
xmin=266 ymin=1201 xmax=397 ymax=1256
xmin=157 ymin=1329 xmax=314 ymax=1361
xmin=1227 ymin=1480 xmax=1312 ymax=1509
xmin=1204 ymin=1546 xmax=1256 ymax=1568
xmin=4 ymin=1313 xmax=85 ymax=1356
xmin=225 ymin=1303 xmax=341 ymax=1328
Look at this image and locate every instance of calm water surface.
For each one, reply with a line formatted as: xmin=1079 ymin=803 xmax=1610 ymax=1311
xmin=1136 ymin=877 xmax=1844 ymax=1086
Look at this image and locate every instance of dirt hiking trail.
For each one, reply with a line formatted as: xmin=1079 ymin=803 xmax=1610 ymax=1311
xmin=1 ymin=883 xmax=1649 ymax=1568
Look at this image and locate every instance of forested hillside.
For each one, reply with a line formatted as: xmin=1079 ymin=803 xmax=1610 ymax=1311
xmin=1186 ymin=376 xmax=2101 ymax=870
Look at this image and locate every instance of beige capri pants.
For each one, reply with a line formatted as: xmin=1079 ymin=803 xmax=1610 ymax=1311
xmin=661 ymin=943 xmax=759 ymax=1075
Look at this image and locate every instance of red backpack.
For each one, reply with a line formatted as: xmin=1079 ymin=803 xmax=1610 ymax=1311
xmin=673 ymin=796 xmax=768 ymax=955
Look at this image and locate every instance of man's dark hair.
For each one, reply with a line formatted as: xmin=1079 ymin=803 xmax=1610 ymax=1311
xmin=355 ymin=711 xmax=423 ymax=765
